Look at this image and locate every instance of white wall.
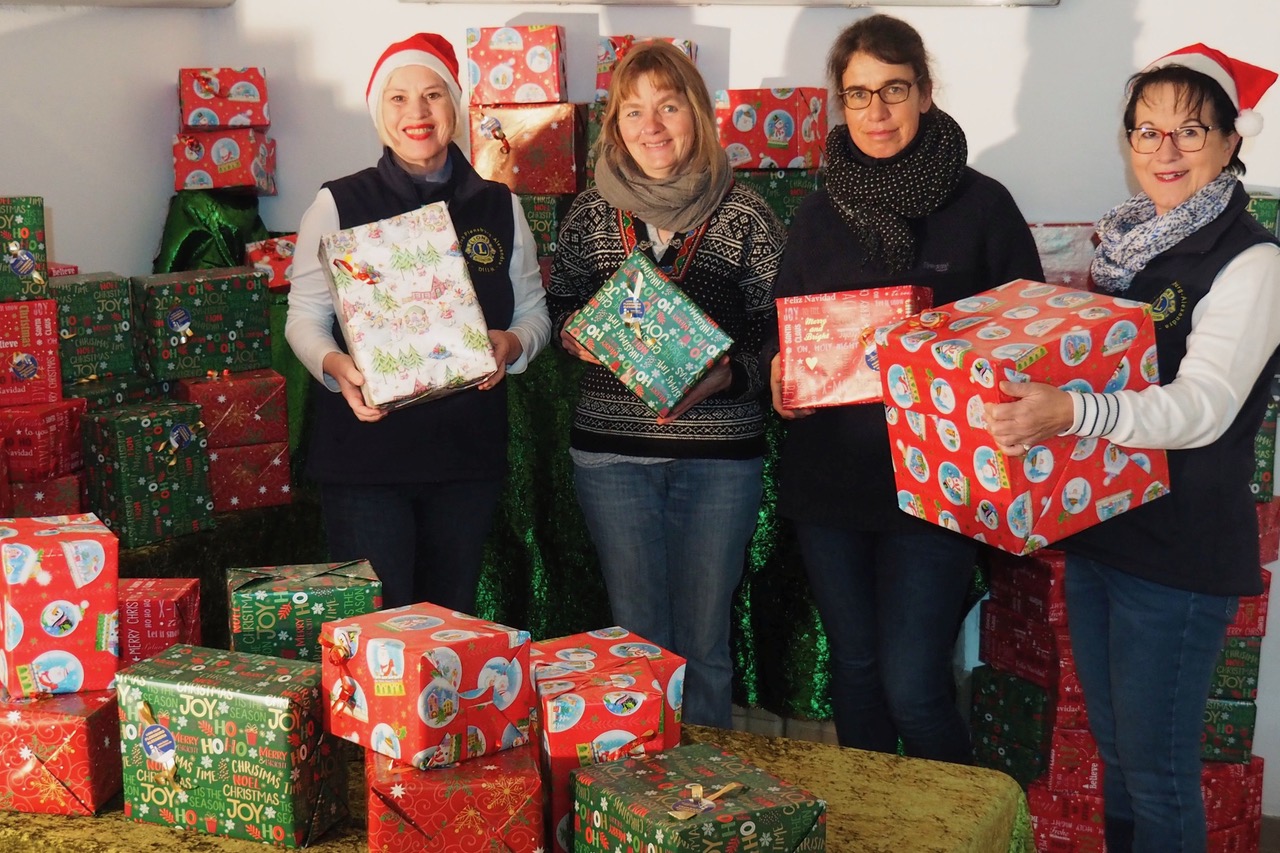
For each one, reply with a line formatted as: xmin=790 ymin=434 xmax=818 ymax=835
xmin=3 ymin=0 xmax=1279 ymax=813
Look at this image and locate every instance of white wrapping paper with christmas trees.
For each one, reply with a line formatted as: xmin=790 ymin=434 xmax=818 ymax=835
xmin=319 ymin=202 xmax=497 ymax=410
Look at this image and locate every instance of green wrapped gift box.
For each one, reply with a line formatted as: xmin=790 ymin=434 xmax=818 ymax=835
xmin=518 ymin=194 xmax=572 ymax=258
xmin=48 ymin=272 xmax=136 ymax=381
xmin=0 ymin=196 xmax=47 ymax=301
xmin=63 ymin=373 xmax=171 ymax=412
xmin=733 ymin=169 xmax=820 ymax=228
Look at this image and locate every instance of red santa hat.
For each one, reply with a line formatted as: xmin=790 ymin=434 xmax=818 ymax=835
xmin=1143 ymin=43 xmax=1277 ymax=137
xmin=365 ymin=33 xmax=463 ymax=132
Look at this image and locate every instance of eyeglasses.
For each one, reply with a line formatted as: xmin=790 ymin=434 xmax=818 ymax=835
xmin=1126 ymin=124 xmax=1220 ymax=154
xmin=837 ymin=80 xmax=916 ymax=111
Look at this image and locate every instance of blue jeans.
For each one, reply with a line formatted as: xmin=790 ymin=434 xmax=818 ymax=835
xmin=573 ymin=457 xmax=764 ymax=728
xmin=321 ymin=479 xmax=505 ymax=611
xmin=1065 ymin=556 xmax=1236 ymax=853
xmin=795 ymin=523 xmax=976 ymax=763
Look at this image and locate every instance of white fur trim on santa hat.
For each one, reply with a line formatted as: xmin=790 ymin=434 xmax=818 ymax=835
xmin=366 ymin=49 xmax=463 ymax=135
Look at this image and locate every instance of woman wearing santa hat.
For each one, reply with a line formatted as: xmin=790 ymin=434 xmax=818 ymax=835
xmin=286 ymin=33 xmax=551 ymax=611
xmin=986 ymin=44 xmax=1280 ymax=852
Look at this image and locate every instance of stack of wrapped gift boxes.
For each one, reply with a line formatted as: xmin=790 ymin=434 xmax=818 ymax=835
xmin=173 ymin=67 xmax=276 ymax=196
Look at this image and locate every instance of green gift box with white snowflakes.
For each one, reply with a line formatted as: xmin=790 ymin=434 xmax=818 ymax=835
xmin=130 ymin=266 xmax=271 ymax=380
xmin=115 ymin=644 xmax=348 ymax=847
xmin=1202 ymin=697 xmax=1256 ymax=764
xmin=0 ymin=196 xmax=48 ymax=302
xmin=63 ymin=373 xmax=171 ymax=412
xmin=572 ymin=742 xmax=826 ymax=852
xmin=318 ymin=202 xmax=497 ymax=410
xmin=227 ymin=561 xmax=382 ymax=660
xmin=48 ymin=272 xmax=136 ymax=381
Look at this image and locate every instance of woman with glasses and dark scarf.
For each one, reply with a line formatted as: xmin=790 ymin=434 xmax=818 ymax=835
xmin=985 ymin=45 xmax=1279 ymax=852
xmin=762 ymin=14 xmax=1042 ymax=763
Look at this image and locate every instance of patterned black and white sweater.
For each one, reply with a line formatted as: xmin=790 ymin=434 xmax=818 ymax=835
xmin=547 ymin=184 xmax=785 ymax=460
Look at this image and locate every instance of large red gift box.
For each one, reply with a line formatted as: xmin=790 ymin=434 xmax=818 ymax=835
xmin=209 ymin=441 xmax=292 ymax=512
xmin=595 ymin=36 xmax=697 ymax=101
xmin=178 ymin=66 xmax=269 ymax=130
xmin=467 ymin=25 xmax=567 ymax=105
xmin=0 ymin=513 xmax=119 ymax=698
xmin=470 ymin=103 xmax=584 ymax=195
xmin=0 ymin=298 xmax=61 ymax=406
xmin=366 ymin=744 xmax=543 ymax=852
xmin=320 ymin=602 xmax=534 ymax=769
xmin=173 ymin=368 xmax=288 ymax=447
xmin=11 ymin=471 xmax=82 ymax=516
xmin=118 ymin=577 xmax=201 ymax=664
xmin=244 ymin=234 xmax=295 ymax=293
xmin=173 ymin=128 xmax=276 ymax=194
xmin=0 ymin=399 xmax=86 ymax=484
xmin=777 ymin=285 xmax=932 ymax=409
xmin=878 ymin=279 xmax=1170 ymax=554
xmin=0 ymin=690 xmax=122 ymax=815
xmin=986 ymin=548 xmax=1068 ymax=626
xmin=714 ymin=88 xmax=827 ymax=170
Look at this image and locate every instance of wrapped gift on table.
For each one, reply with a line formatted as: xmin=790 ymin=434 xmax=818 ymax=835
xmin=320 ymin=601 xmax=534 ymax=769
xmin=47 ymin=272 xmax=136 ymax=382
xmin=518 ymin=194 xmax=571 ymax=258
xmin=0 ymin=298 xmax=61 ymax=405
xmin=0 ymin=196 xmax=47 ymax=302
xmin=714 ymin=88 xmax=827 ymax=170
xmin=572 ymin=742 xmax=827 ymax=853
xmin=173 ymin=367 xmax=287 ymax=447
xmin=119 ymin=577 xmax=201 ymax=664
xmin=467 ymin=25 xmax=567 ymax=105
xmin=115 ymin=644 xmax=348 ymax=847
xmin=0 ymin=513 xmax=119 ymax=698
xmin=563 ymin=252 xmax=733 ymax=419
xmin=777 ymin=285 xmax=932 ymax=409
xmin=596 ymin=35 xmax=697 ymax=101
xmin=318 ymin=202 xmax=497 ymax=410
xmin=131 ymin=266 xmax=271 ymax=380
xmin=173 ymin=128 xmax=276 ymax=194
xmin=0 ymin=690 xmax=121 ymax=815
xmin=11 ymin=471 xmax=82 ymax=516
xmin=244 ymin=234 xmax=296 ymax=292
xmin=1203 ymin=697 xmax=1256 ymax=763
xmin=62 ymin=373 xmax=170 ymax=412
xmin=1028 ymin=222 xmax=1097 ymax=290
xmin=178 ymin=67 xmax=270 ymax=130
xmin=228 ymin=560 xmax=381 ymax=659
xmin=366 ymin=744 xmax=543 ymax=853
xmin=470 ymin=103 xmax=585 ymax=195
xmin=733 ymin=169 xmax=820 ymax=229
xmin=209 ymin=441 xmax=291 ymax=512
xmin=81 ymin=401 xmax=215 ymax=548
xmin=878 ymin=279 xmax=1170 ymax=554
xmin=0 ymin=398 xmax=86 ymax=483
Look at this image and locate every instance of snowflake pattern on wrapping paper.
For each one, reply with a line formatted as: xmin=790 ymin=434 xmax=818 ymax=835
xmin=481 ymin=773 xmax=530 ymax=813
xmin=451 ymin=803 xmax=489 ymax=835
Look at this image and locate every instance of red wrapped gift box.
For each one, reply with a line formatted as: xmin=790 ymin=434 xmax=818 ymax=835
xmin=467 ymin=25 xmax=567 ymax=105
xmin=178 ymin=67 xmax=269 ymax=130
xmin=1228 ymin=568 xmax=1270 ymax=636
xmin=878 ymin=279 xmax=1170 ymax=554
xmin=978 ymin=599 xmax=1077 ymax=693
xmin=595 ymin=35 xmax=697 ymax=101
xmin=470 ymin=103 xmax=585 ymax=195
xmin=173 ymin=367 xmax=287 ymax=447
xmin=777 ymin=285 xmax=932 ymax=408
xmin=1028 ymin=222 xmax=1097 ymax=290
xmin=11 ymin=471 xmax=82 ymax=516
xmin=986 ymin=548 xmax=1069 ymax=626
xmin=1258 ymin=501 xmax=1280 ymax=563
xmin=173 ymin=128 xmax=276 ymax=194
xmin=366 ymin=744 xmax=543 ymax=853
xmin=0 ymin=514 xmax=119 ymax=698
xmin=714 ymin=87 xmax=827 ymax=170
xmin=1028 ymin=779 xmax=1103 ymax=832
xmin=0 ymin=453 xmax=10 ymax=516
xmin=118 ymin=577 xmax=201 ymax=664
xmin=46 ymin=262 xmax=79 ymax=278
xmin=244 ymin=234 xmax=296 ymax=292
xmin=0 ymin=298 xmax=61 ymax=406
xmin=1047 ymin=727 xmax=1102 ymax=794
xmin=320 ymin=602 xmax=534 ymax=769
xmin=0 ymin=690 xmax=121 ymax=815
xmin=209 ymin=441 xmax=292 ymax=512
xmin=1203 ymin=756 xmax=1264 ymax=831
xmin=0 ymin=398 xmax=86 ymax=484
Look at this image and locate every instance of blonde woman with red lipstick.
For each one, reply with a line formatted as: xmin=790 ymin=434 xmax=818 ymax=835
xmin=286 ymin=33 xmax=550 ymax=612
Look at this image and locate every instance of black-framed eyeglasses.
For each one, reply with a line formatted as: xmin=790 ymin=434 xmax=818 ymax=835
xmin=1126 ymin=124 xmax=1220 ymax=154
xmin=837 ymin=80 xmax=916 ymax=111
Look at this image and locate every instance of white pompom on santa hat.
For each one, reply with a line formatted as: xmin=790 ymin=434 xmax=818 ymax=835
xmin=365 ymin=33 xmax=464 ymax=134
xmin=1143 ymin=43 xmax=1278 ymax=137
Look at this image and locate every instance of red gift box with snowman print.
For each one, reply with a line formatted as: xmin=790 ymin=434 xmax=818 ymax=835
xmin=0 ymin=513 xmax=119 ymax=699
xmin=244 ymin=234 xmax=296 ymax=292
xmin=178 ymin=67 xmax=270 ymax=130
xmin=0 ymin=689 xmax=121 ymax=814
xmin=467 ymin=25 xmax=567 ymax=105
xmin=596 ymin=36 xmax=697 ymax=101
xmin=319 ymin=602 xmax=534 ymax=770
xmin=173 ymin=128 xmax=276 ymax=195
xmin=878 ymin=279 xmax=1171 ymax=555
xmin=714 ymin=88 xmax=827 ymax=170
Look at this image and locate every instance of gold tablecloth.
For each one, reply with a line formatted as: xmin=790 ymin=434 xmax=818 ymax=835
xmin=0 ymin=726 xmax=1031 ymax=852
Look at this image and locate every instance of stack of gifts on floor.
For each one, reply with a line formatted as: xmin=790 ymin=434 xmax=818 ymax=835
xmin=173 ymin=66 xmax=276 ymax=196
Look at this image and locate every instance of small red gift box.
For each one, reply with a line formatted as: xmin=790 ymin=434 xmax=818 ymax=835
xmin=596 ymin=36 xmax=697 ymax=101
xmin=11 ymin=471 xmax=82 ymax=516
xmin=470 ymin=103 xmax=585 ymax=195
xmin=777 ymin=286 xmax=932 ymax=408
xmin=714 ymin=87 xmax=827 ymax=170
xmin=173 ymin=367 xmax=287 ymax=447
xmin=1028 ymin=222 xmax=1097 ymax=290
xmin=178 ymin=67 xmax=269 ymax=130
xmin=1047 ymin=726 xmax=1102 ymax=794
xmin=366 ymin=744 xmax=543 ymax=852
xmin=1028 ymin=779 xmax=1104 ymax=831
xmin=1228 ymin=568 xmax=1270 ymax=636
xmin=244 ymin=234 xmax=296 ymax=292
xmin=467 ymin=25 xmax=567 ymax=105
xmin=0 ymin=398 xmax=87 ymax=484
xmin=0 ymin=513 xmax=119 ymax=699
xmin=46 ymin=262 xmax=79 ymax=278
xmin=320 ymin=602 xmax=534 ymax=769
xmin=986 ymin=548 xmax=1069 ymax=626
xmin=173 ymin=128 xmax=276 ymax=194
xmin=0 ymin=690 xmax=122 ymax=815
xmin=118 ymin=577 xmax=201 ymax=664
xmin=209 ymin=441 xmax=292 ymax=512
xmin=0 ymin=298 xmax=61 ymax=406
xmin=879 ymin=279 xmax=1170 ymax=554
xmin=978 ymin=599 xmax=1075 ymax=692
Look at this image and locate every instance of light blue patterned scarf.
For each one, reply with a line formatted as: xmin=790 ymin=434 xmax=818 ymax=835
xmin=1091 ymin=171 xmax=1237 ymax=292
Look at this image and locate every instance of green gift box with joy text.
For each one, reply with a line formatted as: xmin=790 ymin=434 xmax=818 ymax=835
xmin=0 ymin=196 xmax=47 ymax=301
xmin=49 ymin=272 xmax=137 ymax=381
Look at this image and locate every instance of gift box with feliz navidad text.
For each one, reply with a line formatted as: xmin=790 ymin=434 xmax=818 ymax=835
xmin=470 ymin=102 xmax=585 ymax=195
xmin=0 ymin=398 xmax=86 ymax=483
xmin=118 ymin=577 xmax=201 ymax=665
xmin=320 ymin=602 xmax=534 ymax=769
xmin=467 ymin=25 xmax=567 ymax=105
xmin=0 ymin=298 xmax=61 ymax=406
xmin=0 ymin=513 xmax=119 ymax=699
xmin=178 ymin=67 xmax=270 ymax=131
xmin=0 ymin=196 xmax=47 ymax=302
xmin=173 ymin=128 xmax=276 ymax=194
xmin=878 ymin=279 xmax=1171 ymax=554
xmin=714 ymin=88 xmax=826 ymax=170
